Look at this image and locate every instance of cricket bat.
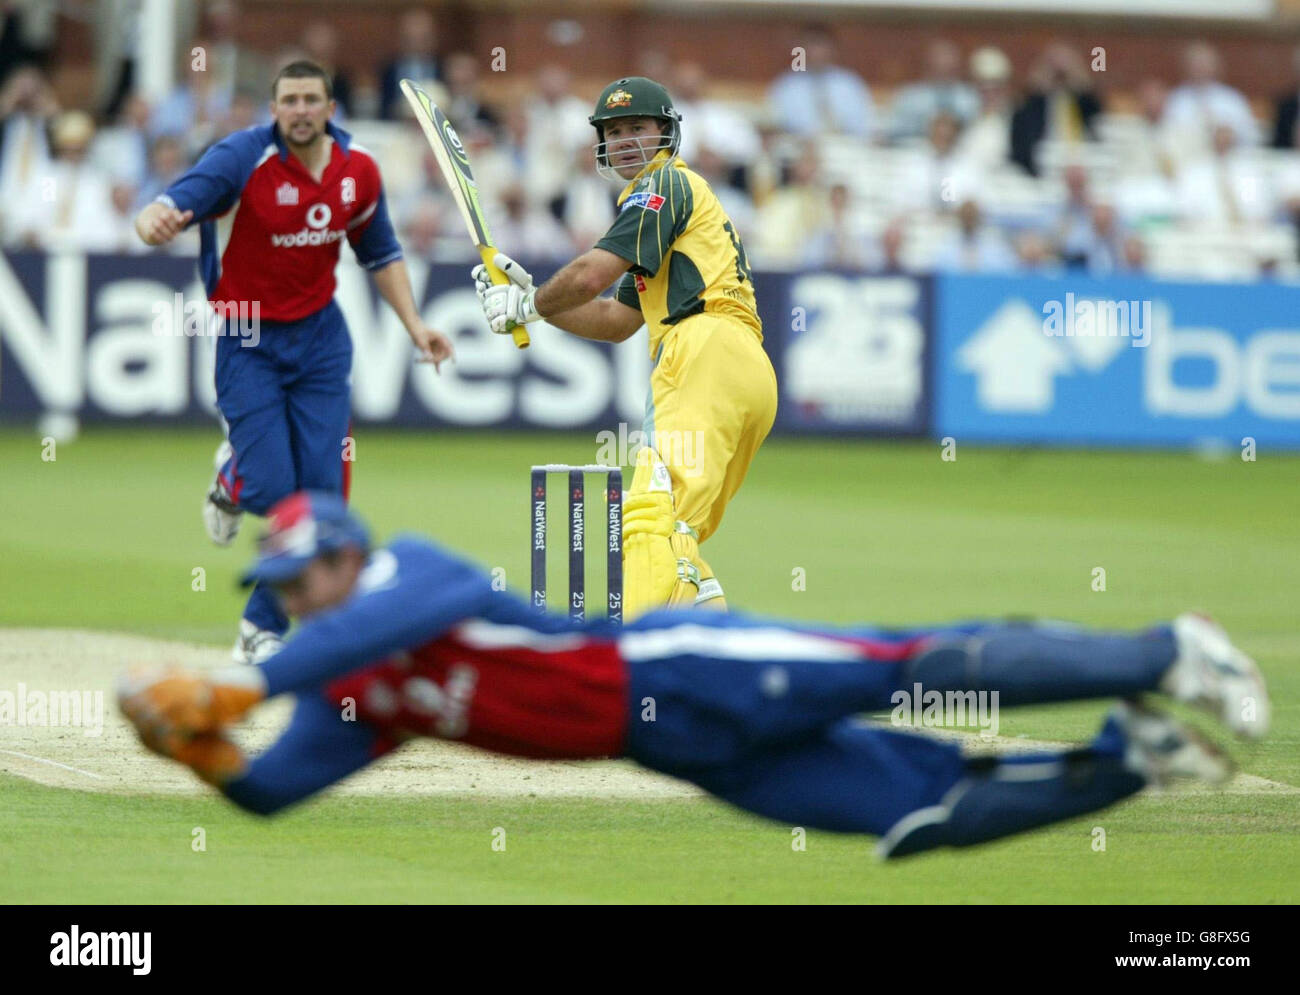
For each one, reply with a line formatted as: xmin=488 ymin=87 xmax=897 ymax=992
xmin=400 ymin=79 xmax=529 ymax=349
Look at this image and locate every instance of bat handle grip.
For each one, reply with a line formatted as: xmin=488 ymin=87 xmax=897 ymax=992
xmin=480 ymin=248 xmax=530 ymax=349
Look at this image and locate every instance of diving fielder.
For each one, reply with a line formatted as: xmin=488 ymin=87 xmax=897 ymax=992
xmin=133 ymin=61 xmax=454 ymax=665
xmin=475 ymin=77 xmax=777 ymax=620
xmin=119 ymin=492 xmax=1269 ymax=859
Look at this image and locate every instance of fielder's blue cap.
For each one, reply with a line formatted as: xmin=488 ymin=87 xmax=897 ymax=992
xmin=239 ymin=490 xmax=370 ymax=587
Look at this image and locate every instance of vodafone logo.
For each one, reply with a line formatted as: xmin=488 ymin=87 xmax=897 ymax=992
xmin=306 ymin=203 xmax=332 ymax=229
xmin=271 ymin=202 xmax=343 ymax=247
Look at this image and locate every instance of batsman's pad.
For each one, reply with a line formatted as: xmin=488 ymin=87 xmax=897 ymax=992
xmin=666 ymin=523 xmax=726 ymax=609
xmin=622 ymin=489 xmax=677 ymax=620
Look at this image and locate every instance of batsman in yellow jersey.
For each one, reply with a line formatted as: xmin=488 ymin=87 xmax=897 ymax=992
xmin=475 ymin=76 xmax=777 ymax=619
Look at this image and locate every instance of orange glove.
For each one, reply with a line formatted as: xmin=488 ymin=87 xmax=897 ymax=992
xmin=138 ymin=724 xmax=248 ymax=785
xmin=118 ymin=664 xmax=266 ymax=734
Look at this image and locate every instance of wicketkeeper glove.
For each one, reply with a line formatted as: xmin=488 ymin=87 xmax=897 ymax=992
xmin=472 ymin=251 xmax=541 ymax=335
xmin=137 ymin=725 xmax=248 ymax=786
xmin=117 ymin=664 xmax=266 ymax=735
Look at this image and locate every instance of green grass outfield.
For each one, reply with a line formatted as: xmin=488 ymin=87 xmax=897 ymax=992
xmin=1 ymin=427 xmax=1297 ymax=903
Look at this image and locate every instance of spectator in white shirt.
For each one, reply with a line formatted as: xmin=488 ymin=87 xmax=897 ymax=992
xmin=890 ymin=40 xmax=979 ymax=142
xmin=1111 ymin=79 xmax=1183 ymax=227
xmin=395 ymin=148 xmax=474 ymax=262
xmin=955 ymin=47 xmax=1014 ymax=171
xmin=91 ymin=91 xmax=151 ymax=190
xmin=768 ymin=25 xmax=875 ymax=139
xmin=1014 ymin=230 xmax=1064 ymax=274
xmin=1083 ymin=204 xmax=1126 ymax=275
xmin=7 ymin=110 xmax=119 ymax=252
xmin=894 ymin=110 xmax=984 ymax=214
xmin=803 ymin=183 xmax=877 ymax=270
xmin=1053 ymin=163 xmax=1097 ymax=266
xmin=934 ymin=199 xmax=1017 ymax=273
xmin=1163 ymin=42 xmax=1259 ymax=152
xmin=524 ymin=65 xmax=591 ymax=209
xmin=877 ymin=218 xmax=911 ymax=274
xmin=1119 ymin=233 xmax=1148 ymax=274
xmin=554 ymin=143 xmax=617 ymax=252
xmin=0 ymin=64 xmax=57 ymax=219
xmin=674 ymin=60 xmax=761 ymax=170
xmin=134 ymin=134 xmax=186 ymax=211
xmin=471 ymin=103 xmax=533 ymax=217
xmin=150 ymin=49 xmax=231 ymax=159
xmin=1175 ymin=124 xmax=1273 ymax=226
xmin=491 ymin=183 xmax=571 ymax=264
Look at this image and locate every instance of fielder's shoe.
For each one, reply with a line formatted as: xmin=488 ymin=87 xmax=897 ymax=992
xmin=1161 ymin=613 xmax=1270 ymax=739
xmin=203 ymin=440 xmax=242 ymax=546
xmin=1115 ymin=699 xmax=1233 ymax=788
xmin=232 ymin=619 xmax=284 ymax=665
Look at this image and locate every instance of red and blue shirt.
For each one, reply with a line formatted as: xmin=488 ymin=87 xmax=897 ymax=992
xmin=159 ymin=121 xmax=402 ymax=323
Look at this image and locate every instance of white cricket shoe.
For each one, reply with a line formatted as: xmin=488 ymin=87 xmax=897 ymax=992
xmin=1162 ymin=613 xmax=1270 ymax=739
xmin=232 ymin=619 xmax=284 ymax=665
xmin=1116 ymin=700 xmax=1232 ymax=788
xmin=203 ymin=440 xmax=242 ymax=546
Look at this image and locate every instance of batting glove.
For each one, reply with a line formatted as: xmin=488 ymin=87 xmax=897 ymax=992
xmin=474 ymin=252 xmax=541 ymax=335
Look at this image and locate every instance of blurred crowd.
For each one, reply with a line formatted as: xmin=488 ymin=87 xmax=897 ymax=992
xmin=2 ymin=3 xmax=1300 ymax=281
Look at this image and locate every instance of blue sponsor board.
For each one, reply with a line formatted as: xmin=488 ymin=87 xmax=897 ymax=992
xmin=0 ymin=252 xmax=641 ymax=429
xmin=934 ymin=273 xmax=1300 ymax=448
xmin=0 ymin=251 xmax=930 ymax=438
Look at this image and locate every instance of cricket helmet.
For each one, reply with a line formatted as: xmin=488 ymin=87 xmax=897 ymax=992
xmin=240 ymin=490 xmax=370 ymax=587
xmin=589 ymin=76 xmax=682 ymax=179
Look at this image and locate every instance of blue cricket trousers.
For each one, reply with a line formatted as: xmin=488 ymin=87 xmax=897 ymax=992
xmin=215 ymin=300 xmax=353 ymax=633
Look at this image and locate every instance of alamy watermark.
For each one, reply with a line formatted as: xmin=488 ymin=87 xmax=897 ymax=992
xmin=595 ymin=422 xmax=705 ymax=477
xmin=49 ymin=926 xmax=150 ymax=975
xmin=0 ymin=685 xmax=104 ymax=737
xmin=890 ymin=684 xmax=1000 ymax=740
xmin=1042 ymin=293 xmax=1152 ymax=348
xmin=152 ymin=293 xmax=261 ymax=347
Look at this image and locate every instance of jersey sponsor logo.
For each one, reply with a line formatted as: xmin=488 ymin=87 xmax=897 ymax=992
xmin=623 ymin=191 xmax=665 ymax=213
xmin=634 ymin=274 xmax=647 ymax=293
xmin=340 ymin=177 xmax=356 ymax=205
xmin=275 ymin=182 xmax=299 ymax=205
xmin=269 ymin=227 xmax=346 ymax=247
xmin=604 ymin=88 xmax=634 ymax=109
xmin=306 ymin=203 xmax=333 ymax=229
xmin=269 ymin=203 xmax=342 ymax=247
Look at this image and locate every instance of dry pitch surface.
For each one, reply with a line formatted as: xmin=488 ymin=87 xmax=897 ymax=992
xmin=0 ymin=629 xmax=698 ymax=799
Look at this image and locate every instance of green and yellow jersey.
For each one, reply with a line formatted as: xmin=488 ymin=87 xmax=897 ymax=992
xmin=596 ymin=153 xmax=761 ymax=357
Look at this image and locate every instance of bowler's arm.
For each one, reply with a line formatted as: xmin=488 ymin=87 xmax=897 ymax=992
xmin=133 ymin=133 xmax=254 ymax=246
